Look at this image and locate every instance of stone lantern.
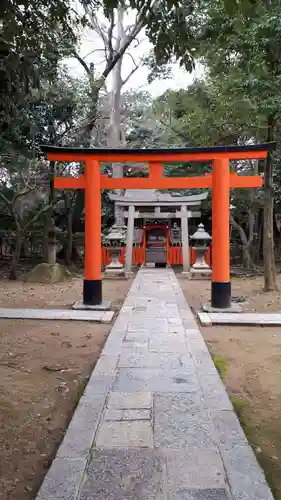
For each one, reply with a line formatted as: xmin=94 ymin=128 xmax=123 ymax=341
xmin=190 ymin=223 xmax=212 ymax=276
xmin=104 ymin=224 xmax=127 ymax=277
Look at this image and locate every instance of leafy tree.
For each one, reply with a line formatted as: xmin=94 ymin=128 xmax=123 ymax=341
xmin=193 ymin=0 xmax=281 ymax=289
xmin=0 ymin=0 xmax=81 ymax=154
xmin=154 ymin=80 xmax=271 ymax=268
xmin=0 ymin=67 xmax=88 ymax=276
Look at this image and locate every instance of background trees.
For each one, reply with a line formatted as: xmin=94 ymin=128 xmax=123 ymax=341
xmin=1 ymin=0 xmax=280 ymax=284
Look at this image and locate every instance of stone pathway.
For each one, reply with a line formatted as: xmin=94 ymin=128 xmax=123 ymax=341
xmin=36 ymin=269 xmax=274 ymax=500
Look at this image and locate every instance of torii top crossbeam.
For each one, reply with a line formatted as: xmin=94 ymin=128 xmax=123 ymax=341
xmin=41 ymin=142 xmax=275 ymax=309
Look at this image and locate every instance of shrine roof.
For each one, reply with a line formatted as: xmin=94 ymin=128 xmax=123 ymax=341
xmin=109 ymin=189 xmax=208 ymax=204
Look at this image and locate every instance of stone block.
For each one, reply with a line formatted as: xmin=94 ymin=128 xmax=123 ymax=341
xmin=112 ymin=368 xmax=199 ymax=393
xmin=197 ymin=312 xmax=212 ymax=326
xmin=165 ymin=449 xmax=226 ymax=490
xmin=199 ymin=373 xmax=233 ymax=411
xmin=154 ymin=393 xmax=204 ymax=415
xmin=178 ymin=308 xmax=194 ymax=320
xmin=106 ymin=391 xmax=152 ymax=409
xmin=184 ymin=329 xmax=202 ymax=339
xmin=36 ymin=457 xmax=86 ymax=500
xmin=104 ymin=408 xmax=124 ymax=420
xmin=221 ymin=444 xmax=274 ymax=500
xmin=122 ymin=341 xmax=149 ymax=351
xmin=186 ymin=335 xmax=210 ymax=357
xmin=210 ymin=410 xmax=247 ymax=451
xmin=207 ymin=312 xmax=281 ymax=326
xmin=128 ymin=319 xmax=169 ymax=332
xmin=79 ymin=449 xmax=165 ymax=500
xmin=149 ymin=338 xmax=190 ymax=354
xmin=154 ymin=408 xmax=216 ymax=450
xmin=168 ymin=326 xmax=185 ymax=334
xmin=93 ymin=355 xmax=119 ymax=375
xmin=125 ymin=331 xmax=151 ymax=342
xmin=0 ymin=307 xmax=114 ymax=323
xmin=57 ymin=395 xmax=105 ymax=459
xmin=73 ymin=299 xmax=112 ymax=311
xmin=95 ymin=420 xmax=153 ymax=448
xmin=118 ymin=352 xmax=192 ymax=369
xmin=203 ymin=303 xmax=243 ymax=313
xmin=103 ymin=408 xmax=150 ymax=421
xmin=123 ymin=409 xmax=151 ymax=420
xmin=168 ymin=318 xmax=183 ymax=325
xmin=168 ymin=488 xmax=231 ymax=500
xmin=182 ymin=319 xmax=198 ymax=329
xmin=102 ymin=337 xmax=124 ymax=356
xmin=83 ymin=373 xmax=114 ymax=397
xmin=192 ymin=354 xmax=218 ymax=377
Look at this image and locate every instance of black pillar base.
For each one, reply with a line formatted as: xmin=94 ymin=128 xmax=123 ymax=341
xmin=83 ymin=279 xmax=102 ymax=306
xmin=211 ymin=282 xmax=231 ymax=309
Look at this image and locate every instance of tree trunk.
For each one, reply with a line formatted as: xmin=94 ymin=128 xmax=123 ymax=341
xmin=263 ymin=117 xmax=278 ymax=291
xmin=9 ymin=228 xmax=22 ymax=280
xmin=107 ymin=6 xmax=125 ymax=226
xmin=47 ymin=243 xmax=57 ymax=265
xmin=45 ymin=160 xmax=56 ymax=263
xmin=43 ymin=221 xmax=49 ymax=262
xmin=231 ymin=216 xmax=255 ymax=269
xmin=66 ymin=209 xmax=73 ymax=266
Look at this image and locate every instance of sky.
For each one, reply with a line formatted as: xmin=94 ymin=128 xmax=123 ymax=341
xmin=66 ymin=7 xmax=204 ymax=97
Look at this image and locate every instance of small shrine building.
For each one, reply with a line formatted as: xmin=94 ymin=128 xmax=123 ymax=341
xmin=108 ymin=189 xmax=209 ymax=274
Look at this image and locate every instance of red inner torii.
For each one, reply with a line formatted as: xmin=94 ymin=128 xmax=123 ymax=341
xmin=41 ymin=142 xmax=275 ymax=309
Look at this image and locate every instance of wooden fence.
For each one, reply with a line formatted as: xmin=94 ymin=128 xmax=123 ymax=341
xmin=102 ymin=245 xmax=211 ymax=267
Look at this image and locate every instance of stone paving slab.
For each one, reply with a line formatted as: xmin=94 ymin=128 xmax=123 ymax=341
xmin=198 ymin=311 xmax=281 ymax=326
xmin=36 ymin=269 xmax=274 ymax=500
xmin=0 ymin=307 xmax=114 ymax=323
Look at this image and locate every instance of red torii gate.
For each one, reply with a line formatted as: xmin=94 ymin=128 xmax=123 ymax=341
xmin=42 ymin=143 xmax=275 ymax=309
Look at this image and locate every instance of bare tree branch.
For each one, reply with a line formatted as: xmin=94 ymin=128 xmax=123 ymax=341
xmin=0 ymin=190 xmax=12 ymax=209
xmin=84 ymin=4 xmax=109 ymax=53
xmin=73 ymin=51 xmax=91 ymax=75
xmin=107 ymin=10 xmax=115 ymax=62
xmin=83 ymin=48 xmax=108 ymax=59
xmin=101 ymin=0 xmax=155 ymax=81
xmin=122 ymin=55 xmax=144 ymax=86
xmin=23 ymin=195 xmax=63 ymax=232
xmin=12 ymin=187 xmax=35 ymax=205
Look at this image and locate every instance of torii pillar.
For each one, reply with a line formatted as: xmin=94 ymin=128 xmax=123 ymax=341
xmin=211 ymin=159 xmax=231 ymax=308
xmin=83 ymin=160 xmax=102 ymax=306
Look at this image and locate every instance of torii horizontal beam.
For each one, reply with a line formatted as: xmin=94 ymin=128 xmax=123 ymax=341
xmin=54 ymin=172 xmax=263 ymax=191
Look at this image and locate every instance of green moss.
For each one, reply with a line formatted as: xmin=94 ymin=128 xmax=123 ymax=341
xmin=26 ymin=263 xmax=72 ymax=283
xmin=211 ymin=353 xmax=228 ymax=380
xmin=256 ymin=452 xmax=281 ymax=500
xmin=230 ymin=395 xmax=249 ymax=430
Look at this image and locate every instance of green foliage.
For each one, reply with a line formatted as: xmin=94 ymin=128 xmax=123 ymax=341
xmin=196 ymin=0 xmax=281 ymax=117
xmin=0 ymin=0 xmax=81 ymax=152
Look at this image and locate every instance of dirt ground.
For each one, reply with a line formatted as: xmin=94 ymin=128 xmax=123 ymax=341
xmin=179 ymin=274 xmax=281 ymax=500
xmin=0 ymin=274 xmax=133 ymax=500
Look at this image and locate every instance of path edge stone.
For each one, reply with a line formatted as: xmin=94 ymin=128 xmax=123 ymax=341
xmin=35 ymin=277 xmax=138 ymax=500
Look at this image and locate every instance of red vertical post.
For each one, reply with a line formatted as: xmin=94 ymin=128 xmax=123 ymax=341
xmin=83 ymin=160 xmax=102 ymax=305
xmin=211 ymin=158 xmax=231 ymax=308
